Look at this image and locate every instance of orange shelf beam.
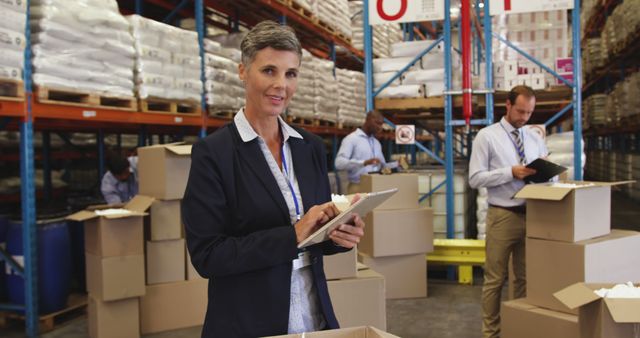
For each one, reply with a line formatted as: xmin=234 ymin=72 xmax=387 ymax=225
xmin=0 ymin=100 xmax=26 ymax=119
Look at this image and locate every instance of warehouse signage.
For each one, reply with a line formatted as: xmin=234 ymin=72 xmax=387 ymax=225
xmin=395 ymin=125 xmax=415 ymax=145
xmin=490 ymin=0 xmax=574 ymax=15
xmin=369 ymin=0 xmax=445 ymax=25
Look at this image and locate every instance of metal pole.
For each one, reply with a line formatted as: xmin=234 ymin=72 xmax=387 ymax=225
xmin=135 ymin=0 xmax=143 ymax=15
xmin=363 ymin=0 xmax=374 ymax=112
xmin=196 ymin=0 xmax=208 ymax=138
xmin=98 ymin=130 xmax=105 ymax=184
xmin=484 ymin=0 xmax=494 ymax=123
xmin=22 ymin=0 xmax=38 ymax=334
xmin=461 ymin=0 xmax=472 ymax=126
xmin=444 ymin=0 xmax=455 ymax=238
xmin=43 ymin=132 xmax=51 ymax=200
xmin=572 ymin=0 xmax=583 ymax=180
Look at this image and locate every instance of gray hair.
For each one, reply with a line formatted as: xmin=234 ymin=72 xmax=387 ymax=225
xmin=240 ymin=20 xmax=302 ymax=66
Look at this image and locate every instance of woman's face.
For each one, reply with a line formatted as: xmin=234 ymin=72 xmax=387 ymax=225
xmin=239 ymin=47 xmax=300 ymax=117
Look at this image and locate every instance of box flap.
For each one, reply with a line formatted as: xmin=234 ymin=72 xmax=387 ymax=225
xmin=165 ymin=144 xmax=191 ymax=155
xmin=514 ymin=183 xmax=573 ymax=201
xmin=367 ymin=326 xmax=401 ymax=338
xmin=604 ymin=298 xmax=640 ymax=323
xmin=87 ymin=202 xmax=124 ymax=211
xmin=66 ymin=210 xmax=99 ymax=222
xmin=125 ymin=195 xmax=154 ymax=213
xmin=103 ymin=211 xmax=147 ymax=219
xmin=553 ymin=283 xmax=602 ymax=309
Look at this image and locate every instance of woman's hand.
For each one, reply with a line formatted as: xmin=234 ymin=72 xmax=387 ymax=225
xmin=294 ymin=202 xmax=340 ymax=244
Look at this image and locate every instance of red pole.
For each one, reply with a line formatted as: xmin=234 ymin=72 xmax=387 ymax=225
xmin=461 ymin=0 xmax=472 ymax=126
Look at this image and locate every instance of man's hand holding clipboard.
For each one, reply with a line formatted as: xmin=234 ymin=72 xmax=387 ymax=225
xmin=523 ymin=158 xmax=568 ymax=183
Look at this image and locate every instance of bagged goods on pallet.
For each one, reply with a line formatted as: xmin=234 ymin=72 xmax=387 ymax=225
xmin=336 ymin=68 xmax=365 ymax=127
xmin=287 ymin=50 xmax=315 ymax=120
xmin=29 ymin=0 xmax=135 ymax=97
xmin=128 ymin=14 xmax=202 ymax=102
xmin=546 ymin=131 xmax=586 ymax=180
xmin=377 ymin=84 xmax=424 ymax=99
xmin=0 ymin=2 xmax=25 ymax=80
xmin=202 ymin=38 xmax=244 ymax=112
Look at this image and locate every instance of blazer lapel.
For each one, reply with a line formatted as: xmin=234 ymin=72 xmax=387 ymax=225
xmin=231 ymin=125 xmax=290 ymax=223
xmin=289 ymin=137 xmax=316 ymax=213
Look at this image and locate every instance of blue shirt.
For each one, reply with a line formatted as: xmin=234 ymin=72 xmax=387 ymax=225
xmin=234 ymin=108 xmax=326 ymax=334
xmin=101 ymin=157 xmax=138 ymax=204
xmin=469 ymin=117 xmax=549 ymax=207
xmin=334 ymin=128 xmax=386 ymax=184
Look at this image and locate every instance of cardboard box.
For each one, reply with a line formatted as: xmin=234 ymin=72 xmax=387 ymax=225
xmin=555 ymin=72 xmax=574 ymax=86
xmin=554 ymin=283 xmax=640 ymax=338
xmin=88 ymin=296 xmax=139 ymax=338
xmin=494 ymin=60 xmax=518 ymax=78
xmin=267 ymin=326 xmax=399 ymax=338
xmin=327 ymin=268 xmax=386 ymax=330
xmin=555 ymin=57 xmax=573 ymax=73
xmin=359 ymin=208 xmax=433 ymax=257
xmin=514 ymin=181 xmax=628 ymax=242
xmin=526 ymin=230 xmax=640 ymax=314
xmin=360 ymin=174 xmax=419 ymax=210
xmin=149 ymin=199 xmax=182 ymax=241
xmin=502 ymin=298 xmax=579 ymax=338
xmin=68 ymin=195 xmax=153 ymax=257
xmin=139 ymin=279 xmax=208 ymax=334
xmin=494 ymin=77 xmax=517 ymax=91
xmin=138 ymin=143 xmax=191 ymax=200
xmin=358 ymin=253 xmax=426 ymax=299
xmin=531 ymin=73 xmax=546 ymax=90
xmin=146 ymin=239 xmax=186 ymax=285
xmin=86 ymin=253 xmax=145 ymax=301
xmin=324 ymin=248 xmax=357 ymax=280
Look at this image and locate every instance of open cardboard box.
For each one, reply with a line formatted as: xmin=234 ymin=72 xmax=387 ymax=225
xmin=514 ymin=180 xmax=633 ymax=242
xmin=554 ymin=282 xmax=640 ymax=338
xmin=138 ymin=142 xmax=192 ymax=200
xmin=68 ymin=195 xmax=154 ymax=257
xmin=266 ymin=326 xmax=399 ymax=338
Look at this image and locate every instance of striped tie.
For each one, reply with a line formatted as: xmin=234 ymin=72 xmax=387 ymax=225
xmin=512 ymin=129 xmax=526 ymax=164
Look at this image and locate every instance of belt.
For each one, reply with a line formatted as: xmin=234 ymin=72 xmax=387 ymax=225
xmin=489 ymin=204 xmax=526 ymax=214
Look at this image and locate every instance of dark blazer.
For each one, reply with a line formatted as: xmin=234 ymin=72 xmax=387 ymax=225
xmin=182 ymin=122 xmax=348 ymax=338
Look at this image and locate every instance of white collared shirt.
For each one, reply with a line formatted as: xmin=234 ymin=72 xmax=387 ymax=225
xmin=234 ymin=108 xmax=326 ymax=333
xmin=334 ymin=128 xmax=386 ymax=183
xmin=469 ymin=117 xmax=549 ymax=207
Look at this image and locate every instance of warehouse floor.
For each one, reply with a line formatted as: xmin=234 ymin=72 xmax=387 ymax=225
xmin=2 ymin=191 xmax=638 ymax=338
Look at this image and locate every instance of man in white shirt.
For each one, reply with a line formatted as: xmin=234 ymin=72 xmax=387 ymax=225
xmin=469 ymin=85 xmax=549 ymax=338
xmin=101 ymin=153 xmax=138 ymax=204
xmin=335 ymin=110 xmax=386 ymax=194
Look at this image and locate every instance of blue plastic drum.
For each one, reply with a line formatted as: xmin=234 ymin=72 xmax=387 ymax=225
xmin=6 ymin=217 xmax=71 ymax=314
xmin=0 ymin=214 xmax=9 ymax=301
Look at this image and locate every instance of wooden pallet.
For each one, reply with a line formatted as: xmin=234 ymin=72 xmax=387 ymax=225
xmin=335 ymin=31 xmax=352 ymax=44
xmin=313 ymin=118 xmax=336 ymax=127
xmin=208 ymin=109 xmax=235 ymax=119
xmin=289 ymin=0 xmax=315 ymax=21
xmin=286 ymin=115 xmax=314 ymax=126
xmin=35 ymin=87 xmax=136 ymax=111
xmin=0 ymin=79 xmax=25 ymax=101
xmin=0 ymin=294 xmax=87 ymax=333
xmin=139 ymin=97 xmax=202 ymax=115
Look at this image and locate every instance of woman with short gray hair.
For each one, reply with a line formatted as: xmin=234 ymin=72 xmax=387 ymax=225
xmin=182 ymin=20 xmax=366 ymax=337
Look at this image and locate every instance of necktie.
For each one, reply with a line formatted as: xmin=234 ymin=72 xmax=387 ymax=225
xmin=512 ymin=129 xmax=526 ymax=164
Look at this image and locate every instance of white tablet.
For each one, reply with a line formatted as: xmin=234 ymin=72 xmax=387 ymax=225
xmin=297 ymin=188 xmax=398 ymax=249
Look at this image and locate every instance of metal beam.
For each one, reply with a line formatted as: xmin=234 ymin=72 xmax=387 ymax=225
xmin=544 ymin=103 xmax=573 ymax=127
xmin=163 ymin=0 xmax=191 ymax=24
xmin=572 ymin=0 xmax=583 ymax=180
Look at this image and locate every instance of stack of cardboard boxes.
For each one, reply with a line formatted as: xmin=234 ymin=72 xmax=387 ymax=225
xmin=356 ymin=174 xmax=434 ymax=299
xmin=68 ymin=196 xmax=153 ymax=338
xmin=502 ymin=181 xmax=640 ymax=338
xmin=137 ymin=143 xmax=208 ymax=335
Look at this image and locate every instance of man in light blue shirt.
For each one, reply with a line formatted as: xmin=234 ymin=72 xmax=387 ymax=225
xmin=335 ymin=110 xmax=386 ymax=194
xmin=101 ymin=153 xmax=138 ymax=204
xmin=469 ymin=85 xmax=549 ymax=338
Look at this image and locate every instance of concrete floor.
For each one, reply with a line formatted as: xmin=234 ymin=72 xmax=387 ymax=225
xmin=2 ymin=191 xmax=638 ymax=338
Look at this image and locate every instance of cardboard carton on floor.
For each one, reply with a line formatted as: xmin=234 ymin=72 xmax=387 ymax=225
xmin=502 ymin=298 xmax=579 ymax=338
xmin=68 ymin=195 xmax=153 ymax=257
xmin=139 ymin=278 xmax=208 ymax=334
xmin=324 ymin=248 xmax=357 ymax=280
xmin=526 ymin=230 xmax=640 ymax=314
xmin=85 ymin=253 xmax=145 ymax=301
xmin=138 ymin=143 xmax=191 ymax=200
xmin=514 ymin=181 xmax=631 ymax=242
xmin=358 ymin=252 xmax=427 ymax=299
xmin=327 ymin=268 xmax=386 ymax=330
xmin=88 ymin=296 xmax=139 ymax=338
xmin=554 ymin=282 xmax=640 ymax=338
xmin=148 ymin=199 xmax=182 ymax=241
xmin=360 ymin=174 xmax=419 ymax=210
xmin=266 ymin=326 xmax=399 ymax=338
xmin=146 ymin=239 xmax=186 ymax=285
xmin=359 ymin=208 xmax=434 ymax=257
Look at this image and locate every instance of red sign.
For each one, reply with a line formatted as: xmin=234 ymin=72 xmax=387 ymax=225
xmin=376 ymin=0 xmax=408 ymax=21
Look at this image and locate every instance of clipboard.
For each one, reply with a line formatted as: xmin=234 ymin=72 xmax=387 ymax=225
xmin=297 ymin=188 xmax=398 ymax=249
xmin=524 ymin=158 xmax=567 ymax=183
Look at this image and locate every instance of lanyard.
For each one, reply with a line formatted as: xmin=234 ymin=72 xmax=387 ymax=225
xmin=281 ymin=144 xmax=301 ymax=222
xmin=499 ymin=122 xmax=526 ymax=162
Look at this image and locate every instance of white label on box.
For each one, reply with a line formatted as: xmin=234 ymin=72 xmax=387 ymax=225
xmin=369 ymin=0 xmax=445 ymax=25
xmin=490 ymin=0 xmax=573 ymax=15
xmin=83 ymin=110 xmax=97 ymax=118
